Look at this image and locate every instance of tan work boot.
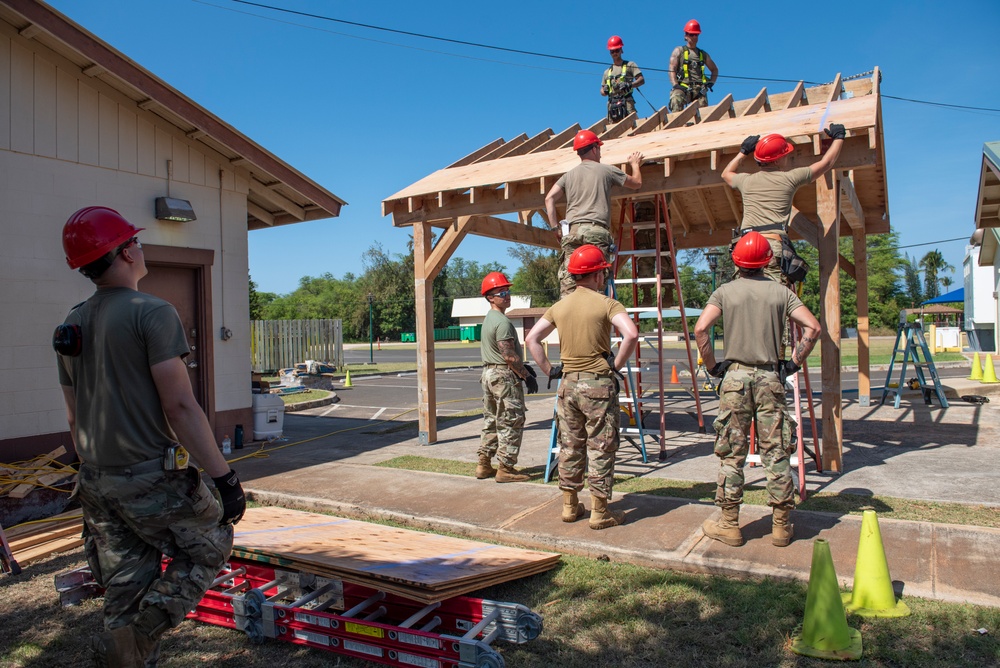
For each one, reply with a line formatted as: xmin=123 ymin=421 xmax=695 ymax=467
xmin=561 ymin=490 xmax=586 ymax=522
xmin=495 ymin=463 xmax=530 ymax=483
xmin=475 ymin=454 xmax=497 ymax=479
xmin=772 ymin=506 xmax=795 ymax=547
xmin=589 ymin=495 xmax=625 ymax=529
xmin=702 ymin=506 xmax=745 ymax=546
xmin=91 ymin=624 xmax=157 ymax=668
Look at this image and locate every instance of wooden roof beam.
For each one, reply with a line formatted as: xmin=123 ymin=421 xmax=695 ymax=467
xmin=561 ymin=119 xmax=606 ymax=148
xmin=249 ymin=180 xmax=305 ymax=220
xmin=840 ymin=171 xmax=865 ymax=230
xmin=783 ymin=81 xmax=806 ymax=109
xmin=632 ymin=108 xmax=667 ymax=135
xmin=723 ymin=186 xmax=742 ymax=223
xmin=696 ymin=189 xmax=717 ymax=233
xmin=739 ymin=88 xmax=771 ymax=116
xmin=600 ymin=112 xmax=637 ymax=140
xmin=499 ymin=128 xmax=554 ymax=158
xmin=532 ymin=123 xmax=581 ymax=153
xmin=671 ymin=198 xmax=691 ymax=236
xmin=425 ymin=216 xmax=475 ymax=278
xmin=447 ymin=138 xmax=504 ymax=168
xmin=701 ymin=94 xmax=735 ymax=123
xmin=664 ymin=102 xmax=700 ymax=129
xmin=467 ymin=216 xmax=558 ymax=249
xmin=474 ymin=134 xmax=528 ymax=163
xmin=247 ymin=202 xmax=275 ymax=227
xmin=826 ymin=72 xmax=844 ymax=103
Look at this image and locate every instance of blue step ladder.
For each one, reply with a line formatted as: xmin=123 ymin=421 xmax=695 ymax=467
xmin=880 ymin=315 xmax=949 ymax=408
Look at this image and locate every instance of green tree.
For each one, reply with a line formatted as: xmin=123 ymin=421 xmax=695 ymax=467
xmin=901 ymin=253 xmax=923 ymax=308
xmin=446 ymin=257 xmax=507 ymax=298
xmin=248 ymin=273 xmax=275 ymax=320
xmin=940 ymin=275 xmax=954 ymax=291
xmin=919 ymin=250 xmax=955 ymax=301
xmin=508 ymin=245 xmax=560 ymax=306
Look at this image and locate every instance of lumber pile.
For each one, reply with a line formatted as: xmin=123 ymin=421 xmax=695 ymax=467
xmin=233 ymin=507 xmax=561 ymax=603
xmin=5 ymin=509 xmax=84 ymax=565
xmin=0 ymin=446 xmax=77 ymax=499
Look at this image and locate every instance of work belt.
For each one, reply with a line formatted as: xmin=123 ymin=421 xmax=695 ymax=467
xmin=569 ymin=221 xmax=610 ymax=231
xmin=729 ymin=362 xmax=777 ymax=373
xmin=562 ymin=371 xmax=612 ymax=380
xmin=742 ymin=223 xmax=785 ymax=236
xmin=83 ymin=457 xmax=165 ymax=476
xmin=483 ymin=363 xmax=509 ymax=368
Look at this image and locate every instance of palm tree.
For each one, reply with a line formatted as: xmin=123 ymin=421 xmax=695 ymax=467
xmin=919 ymin=250 xmax=955 ymax=301
xmin=940 ymin=275 xmax=954 ymax=292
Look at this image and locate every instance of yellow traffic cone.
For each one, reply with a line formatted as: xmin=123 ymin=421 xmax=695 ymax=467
xmin=841 ymin=510 xmax=910 ymax=618
xmin=982 ymin=355 xmax=1000 ymax=384
xmin=790 ymin=539 xmax=863 ymax=660
xmin=343 ymin=369 xmax=353 ymax=388
xmin=968 ymin=352 xmax=983 ymax=381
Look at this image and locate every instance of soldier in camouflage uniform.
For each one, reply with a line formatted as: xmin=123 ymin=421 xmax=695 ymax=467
xmin=526 ymin=245 xmax=638 ymax=529
xmin=477 ymin=272 xmax=537 ymax=483
xmin=693 ymin=231 xmax=820 ymax=547
xmin=56 ymin=207 xmax=246 ymax=667
xmin=544 ymin=130 xmax=644 ymax=298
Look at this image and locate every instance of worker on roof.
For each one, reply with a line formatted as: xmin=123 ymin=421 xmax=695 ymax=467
xmin=721 ymin=123 xmax=846 ymax=286
xmin=694 ymin=231 xmax=821 ymax=549
xmin=477 ymin=271 xmax=537 ymax=484
xmin=526 ymin=245 xmax=639 ymax=530
xmin=668 ymin=19 xmax=719 ymax=112
xmin=56 ymin=206 xmax=244 ymax=667
xmin=601 ymin=35 xmax=645 ymax=123
xmin=545 ymin=129 xmax=644 ymax=298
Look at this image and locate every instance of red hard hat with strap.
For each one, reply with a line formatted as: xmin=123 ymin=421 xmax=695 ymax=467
xmin=731 ymin=231 xmax=773 ymax=269
xmin=63 ymin=206 xmax=144 ymax=269
xmin=567 ymin=245 xmax=611 ymax=275
xmin=753 ymin=134 xmax=794 ymax=163
xmin=607 ymin=35 xmax=623 ymax=50
xmin=481 ymin=271 xmax=512 ymax=296
xmin=572 ymin=130 xmax=603 ymax=152
xmin=683 ymin=19 xmax=701 ymax=34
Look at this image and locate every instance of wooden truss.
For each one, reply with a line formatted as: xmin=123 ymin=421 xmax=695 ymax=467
xmin=382 ymin=70 xmax=889 ymax=470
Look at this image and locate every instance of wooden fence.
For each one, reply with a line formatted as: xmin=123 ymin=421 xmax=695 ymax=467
xmin=250 ymin=319 xmax=343 ymax=373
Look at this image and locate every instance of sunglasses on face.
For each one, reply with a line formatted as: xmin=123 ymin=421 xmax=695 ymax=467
xmin=610 ymin=49 xmax=622 ymax=54
xmin=491 ymin=290 xmax=511 ymax=298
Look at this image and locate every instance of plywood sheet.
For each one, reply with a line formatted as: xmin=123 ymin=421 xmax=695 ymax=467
xmin=232 ymin=507 xmax=560 ymax=603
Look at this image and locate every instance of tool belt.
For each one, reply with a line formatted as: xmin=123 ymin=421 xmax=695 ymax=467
xmin=561 ymin=371 xmax=613 ymax=380
xmin=568 ymin=221 xmax=610 ymax=231
xmin=85 ymin=456 xmax=169 ymax=476
xmin=729 ymin=362 xmax=777 ymax=373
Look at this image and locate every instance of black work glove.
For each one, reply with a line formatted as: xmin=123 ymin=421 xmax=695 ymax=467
xmin=524 ymin=374 xmax=538 ymax=394
xmin=525 ymin=365 xmax=537 ymax=378
xmin=547 ymin=364 xmax=563 ymax=390
xmin=825 ymin=123 xmax=846 ymax=140
xmin=611 ymin=374 xmax=621 ymax=395
xmin=779 ymin=360 xmax=801 ymax=386
xmin=708 ymin=360 xmax=733 ymax=378
xmin=212 ymin=469 xmax=246 ymax=525
xmin=705 ymin=82 xmax=714 ymax=92
xmin=740 ymin=135 xmax=760 ymax=155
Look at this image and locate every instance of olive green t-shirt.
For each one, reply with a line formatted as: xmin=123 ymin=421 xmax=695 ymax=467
xmin=480 ymin=308 xmax=521 ymax=366
xmin=57 ymin=287 xmax=191 ymax=467
xmin=556 ymin=162 xmax=627 ymax=227
xmin=542 ymin=287 xmax=627 ymax=373
xmin=707 ymin=276 xmax=805 ymax=365
xmin=731 ymin=166 xmax=812 ymax=230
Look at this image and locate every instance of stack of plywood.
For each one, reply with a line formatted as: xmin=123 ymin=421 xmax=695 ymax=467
xmin=233 ymin=507 xmax=560 ymax=603
xmin=0 ymin=446 xmax=77 ymax=500
xmin=6 ymin=509 xmax=83 ymax=565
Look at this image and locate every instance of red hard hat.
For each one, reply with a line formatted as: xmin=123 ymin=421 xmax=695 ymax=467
xmin=754 ymin=134 xmax=794 ymax=163
xmin=607 ymin=35 xmax=623 ymax=50
xmin=572 ymin=130 xmax=603 ymax=152
xmin=567 ymin=245 xmax=611 ymax=275
xmin=731 ymin=231 xmax=773 ymax=269
xmin=684 ymin=19 xmax=701 ymax=34
xmin=481 ymin=271 xmax=512 ymax=296
xmin=62 ymin=206 xmax=144 ymax=269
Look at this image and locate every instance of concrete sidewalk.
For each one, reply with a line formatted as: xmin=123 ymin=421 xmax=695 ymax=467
xmin=236 ymin=392 xmax=1000 ymax=609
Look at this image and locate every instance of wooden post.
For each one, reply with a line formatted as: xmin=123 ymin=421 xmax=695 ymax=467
xmin=852 ymin=228 xmax=870 ymax=406
xmin=413 ymin=221 xmax=436 ymax=445
xmin=816 ymin=171 xmax=843 ymax=471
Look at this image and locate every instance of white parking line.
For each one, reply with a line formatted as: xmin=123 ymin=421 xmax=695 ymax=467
xmin=369 ymin=407 xmax=388 ymax=421
xmin=319 ymin=404 xmax=339 ymax=416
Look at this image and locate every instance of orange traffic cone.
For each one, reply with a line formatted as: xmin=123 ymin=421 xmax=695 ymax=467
xmin=842 ymin=510 xmax=910 ymax=617
xmin=968 ymin=352 xmax=983 ymax=381
xmin=981 ymin=355 xmax=999 ymax=384
xmin=790 ymin=539 xmax=863 ymax=660
xmin=670 ymin=365 xmax=680 ymax=384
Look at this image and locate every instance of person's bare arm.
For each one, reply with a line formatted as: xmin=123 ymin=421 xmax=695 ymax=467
xmin=722 ymin=152 xmax=747 ymax=187
xmin=151 ymin=356 xmax=230 ymax=477
xmin=525 ymin=318 xmax=556 ymax=375
xmin=704 ymin=52 xmax=719 ymax=85
xmin=668 ymin=47 xmax=681 ymax=86
xmin=623 ymin=152 xmax=644 ymax=189
xmin=789 ymin=305 xmax=821 ymax=365
xmin=498 ymin=338 xmax=529 ymax=379
xmin=610 ymin=312 xmax=639 ymax=370
xmin=694 ymin=304 xmax=723 ymax=369
xmin=61 ymin=385 xmax=77 ymax=448
xmin=545 ymin=183 xmax=565 ymax=242
xmin=632 ymin=71 xmax=645 ymax=89
xmin=809 ymin=139 xmax=843 ymax=181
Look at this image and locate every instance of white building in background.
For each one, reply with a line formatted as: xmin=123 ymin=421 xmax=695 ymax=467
xmin=972 ymin=141 xmax=1000 ymax=352
xmin=964 ymin=240 xmax=997 ymax=351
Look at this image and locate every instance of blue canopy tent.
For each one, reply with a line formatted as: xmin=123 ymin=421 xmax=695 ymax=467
xmin=921 ymin=287 xmax=964 ymax=305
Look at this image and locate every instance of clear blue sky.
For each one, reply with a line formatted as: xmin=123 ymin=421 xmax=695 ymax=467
xmin=47 ymin=0 xmax=1000 ymax=295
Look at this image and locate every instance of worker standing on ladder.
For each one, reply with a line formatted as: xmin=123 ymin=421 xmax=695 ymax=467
xmin=477 ymin=271 xmax=537 ymax=483
xmin=55 ymin=207 xmax=245 ymax=667
xmin=668 ymin=20 xmax=719 ymax=112
xmin=694 ymin=232 xmax=820 ymax=547
xmin=545 ymin=130 xmax=644 ymax=298
xmin=526 ymin=245 xmax=639 ymax=530
xmin=721 ymin=123 xmax=846 ymax=286
xmin=601 ymin=35 xmax=645 ymax=123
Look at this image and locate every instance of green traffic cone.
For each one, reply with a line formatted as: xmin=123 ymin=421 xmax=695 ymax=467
xmin=842 ymin=510 xmax=910 ymax=617
xmin=790 ymin=539 xmax=863 ymax=660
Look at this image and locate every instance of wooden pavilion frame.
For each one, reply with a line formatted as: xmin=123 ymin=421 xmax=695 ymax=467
xmin=382 ymin=70 xmax=889 ymax=471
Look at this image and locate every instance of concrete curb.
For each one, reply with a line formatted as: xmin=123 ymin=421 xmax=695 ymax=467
xmin=283 ymin=392 xmax=339 ymax=413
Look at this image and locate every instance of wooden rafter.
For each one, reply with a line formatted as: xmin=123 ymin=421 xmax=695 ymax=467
xmin=840 ymin=171 xmax=865 ymax=230
xmin=474 ymin=134 xmax=528 ymax=163
xmin=447 ymin=138 xmax=504 ymax=168
xmin=739 ymin=88 xmax=771 ymax=116
xmin=695 ymin=189 xmax=716 ymax=232
xmin=701 ymin=94 xmax=735 ymax=123
xmin=723 ymin=185 xmax=742 ymax=223
xmin=664 ymin=102 xmax=700 ymax=129
xmin=531 ymin=124 xmax=580 ymax=153
xmin=497 ymin=129 xmax=554 ymax=158
xmin=671 ymin=198 xmax=691 ymax=235
xmin=600 ymin=113 xmax=637 ymax=140
xmin=632 ymin=109 xmax=667 ymax=135
xmin=783 ymin=81 xmax=806 ymax=109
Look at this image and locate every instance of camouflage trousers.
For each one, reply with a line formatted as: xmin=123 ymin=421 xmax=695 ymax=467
xmin=559 ymin=223 xmax=613 ymax=297
xmin=556 ymin=375 xmax=620 ymax=499
xmin=479 ymin=366 xmax=526 ymax=467
xmin=669 ymin=86 xmax=708 ymax=112
xmin=712 ymin=365 xmax=795 ymax=510
xmin=76 ymin=461 xmax=233 ymax=636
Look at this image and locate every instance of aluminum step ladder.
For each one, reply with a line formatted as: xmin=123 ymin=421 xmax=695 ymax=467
xmin=880 ymin=314 xmax=949 ymax=408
